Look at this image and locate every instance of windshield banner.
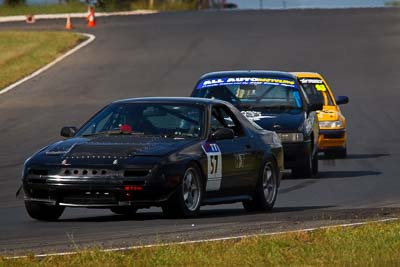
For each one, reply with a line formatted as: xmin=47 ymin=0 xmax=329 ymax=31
xmin=300 ymin=78 xmax=323 ymax=84
xmin=197 ymin=77 xmax=297 ymax=89
xmin=300 ymin=78 xmax=327 ymax=91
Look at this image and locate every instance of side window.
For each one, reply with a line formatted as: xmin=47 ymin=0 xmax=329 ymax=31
xmin=211 ymin=106 xmax=245 ymax=137
xmin=299 ymin=81 xmax=333 ymax=106
xmin=211 ymin=109 xmax=225 ymax=131
xmin=299 ymin=84 xmax=311 ymax=105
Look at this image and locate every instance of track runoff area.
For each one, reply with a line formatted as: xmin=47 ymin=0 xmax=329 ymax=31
xmin=0 ymin=7 xmax=400 ymax=257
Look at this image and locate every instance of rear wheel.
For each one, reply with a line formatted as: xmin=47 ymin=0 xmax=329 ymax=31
xmin=110 ymin=207 xmax=138 ymax=215
xmin=162 ymin=163 xmax=203 ymax=218
xmin=243 ymin=159 xmax=278 ymax=212
xmin=25 ymin=201 xmax=65 ymax=221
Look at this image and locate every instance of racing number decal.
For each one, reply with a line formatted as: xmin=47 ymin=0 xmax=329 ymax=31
xmin=210 ymin=155 xmax=219 ymax=175
xmin=315 ymin=84 xmax=327 ymax=91
xmin=202 ymin=143 xmax=222 ymax=191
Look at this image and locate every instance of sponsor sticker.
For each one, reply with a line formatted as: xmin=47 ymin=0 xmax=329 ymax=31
xmin=241 ymin=111 xmax=275 ymax=121
xmin=300 ymin=78 xmax=323 ymax=84
xmin=234 ymin=153 xmax=245 ymax=169
xmin=300 ymin=78 xmax=327 ymax=91
xmin=293 ymin=91 xmax=302 ymax=107
xmin=202 ymin=142 xmax=222 ymax=191
xmin=197 ymin=77 xmax=297 ymax=89
xmin=315 ymin=84 xmax=327 ymax=91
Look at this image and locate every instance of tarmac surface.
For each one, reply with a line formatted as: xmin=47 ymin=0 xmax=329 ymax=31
xmin=1 ymin=8 xmax=400 ymax=255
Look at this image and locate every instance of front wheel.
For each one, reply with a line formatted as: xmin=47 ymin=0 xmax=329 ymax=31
xmin=312 ymin=151 xmax=319 ymax=176
xmin=25 ymin=201 xmax=65 ymax=221
xmin=325 ymin=146 xmax=347 ymax=158
xmin=292 ymin=151 xmax=313 ymax=178
xmin=243 ymin=159 xmax=278 ymax=212
xmin=162 ymin=163 xmax=203 ymax=218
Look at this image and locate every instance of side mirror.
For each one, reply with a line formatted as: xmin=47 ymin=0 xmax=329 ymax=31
xmin=60 ymin=126 xmax=77 ymax=138
xmin=209 ymin=128 xmax=235 ymax=141
xmin=335 ymin=96 xmax=349 ymax=105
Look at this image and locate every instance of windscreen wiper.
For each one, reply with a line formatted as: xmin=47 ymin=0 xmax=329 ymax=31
xmin=164 ymin=132 xmax=196 ymax=138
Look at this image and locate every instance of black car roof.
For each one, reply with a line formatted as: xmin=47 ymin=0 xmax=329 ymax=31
xmin=113 ymin=96 xmax=227 ymax=106
xmin=199 ymin=70 xmax=297 ymax=80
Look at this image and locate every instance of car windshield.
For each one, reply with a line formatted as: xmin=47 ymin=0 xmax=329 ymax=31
xmin=76 ymin=103 xmax=204 ymax=139
xmin=194 ymin=77 xmax=303 ymax=110
xmin=299 ymin=78 xmax=334 ymax=106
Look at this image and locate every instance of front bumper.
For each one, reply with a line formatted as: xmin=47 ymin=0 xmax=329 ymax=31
xmin=282 ymin=141 xmax=311 ymax=169
xmin=318 ymin=129 xmax=346 ymax=150
xmin=23 ymin=167 xmax=180 ymax=208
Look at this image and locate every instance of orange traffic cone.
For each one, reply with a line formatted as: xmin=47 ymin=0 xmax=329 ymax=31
xmin=65 ymin=15 xmax=73 ymax=30
xmin=87 ymin=9 xmax=96 ymax=28
xmin=25 ymin=14 xmax=36 ymax=24
xmin=86 ymin=6 xmax=92 ymax=21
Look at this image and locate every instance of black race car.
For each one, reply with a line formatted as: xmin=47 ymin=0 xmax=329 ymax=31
xmin=21 ymin=97 xmax=283 ymax=220
xmin=191 ymin=71 xmax=323 ymax=178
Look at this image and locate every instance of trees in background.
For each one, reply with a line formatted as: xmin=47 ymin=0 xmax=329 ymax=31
xmin=4 ymin=0 xmax=25 ymax=5
xmin=1 ymin=0 xmax=209 ymax=10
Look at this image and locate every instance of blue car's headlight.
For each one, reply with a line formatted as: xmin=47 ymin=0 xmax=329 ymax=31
xmin=277 ymin=133 xmax=304 ymax=142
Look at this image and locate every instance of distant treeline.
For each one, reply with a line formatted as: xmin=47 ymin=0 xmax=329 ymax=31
xmin=1 ymin=0 xmax=205 ymax=8
xmin=0 ymin=0 xmax=231 ymax=11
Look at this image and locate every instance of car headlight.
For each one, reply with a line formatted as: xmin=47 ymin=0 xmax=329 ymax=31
xmin=277 ymin=133 xmax=304 ymax=142
xmin=319 ymin=120 xmax=343 ymax=129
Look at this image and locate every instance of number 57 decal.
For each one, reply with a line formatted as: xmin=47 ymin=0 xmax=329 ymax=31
xmin=202 ymin=142 xmax=222 ymax=191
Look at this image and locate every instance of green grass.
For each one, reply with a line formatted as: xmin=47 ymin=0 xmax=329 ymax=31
xmin=131 ymin=0 xmax=198 ymax=11
xmin=0 ymin=0 xmax=198 ymax=16
xmin=2 ymin=219 xmax=400 ymax=266
xmin=386 ymin=1 xmax=400 ymax=7
xmin=0 ymin=31 xmax=85 ymax=90
xmin=0 ymin=2 xmax=88 ymax=16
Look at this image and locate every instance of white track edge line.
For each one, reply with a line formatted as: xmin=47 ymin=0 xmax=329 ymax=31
xmin=5 ymin=217 xmax=399 ymax=259
xmin=0 ymin=32 xmax=95 ymax=96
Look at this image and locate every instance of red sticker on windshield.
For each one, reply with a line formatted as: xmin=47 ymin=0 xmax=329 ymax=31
xmin=120 ymin=124 xmax=132 ymax=133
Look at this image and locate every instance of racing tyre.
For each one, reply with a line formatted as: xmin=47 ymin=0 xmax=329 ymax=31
xmin=312 ymin=152 xmax=319 ymax=176
xmin=243 ymin=159 xmax=278 ymax=212
xmin=292 ymin=151 xmax=313 ymax=178
xmin=337 ymin=147 xmax=347 ymax=158
xmin=25 ymin=201 xmax=65 ymax=221
xmin=162 ymin=163 xmax=203 ymax=218
xmin=110 ymin=207 xmax=138 ymax=215
xmin=325 ymin=146 xmax=347 ymax=158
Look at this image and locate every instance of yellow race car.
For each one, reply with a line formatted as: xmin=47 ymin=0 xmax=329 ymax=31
xmin=293 ymin=72 xmax=349 ymax=157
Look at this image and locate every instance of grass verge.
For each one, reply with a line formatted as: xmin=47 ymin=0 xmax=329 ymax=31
xmin=0 ymin=2 xmax=87 ymax=16
xmin=2 ymin=219 xmax=400 ymax=266
xmin=0 ymin=31 xmax=85 ymax=91
xmin=131 ymin=0 xmax=198 ymax=11
xmin=0 ymin=0 xmax=198 ymax=16
xmin=386 ymin=1 xmax=400 ymax=7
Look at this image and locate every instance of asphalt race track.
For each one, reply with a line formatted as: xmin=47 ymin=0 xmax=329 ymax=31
xmin=1 ymin=8 xmax=400 ymax=255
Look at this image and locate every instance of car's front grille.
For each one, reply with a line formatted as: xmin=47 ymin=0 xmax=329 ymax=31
xmin=59 ymin=168 xmax=118 ymax=177
xmin=62 ymin=191 xmax=117 ymax=205
xmin=322 ymin=132 xmax=345 ymax=139
xmin=124 ymin=169 xmax=149 ymax=177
